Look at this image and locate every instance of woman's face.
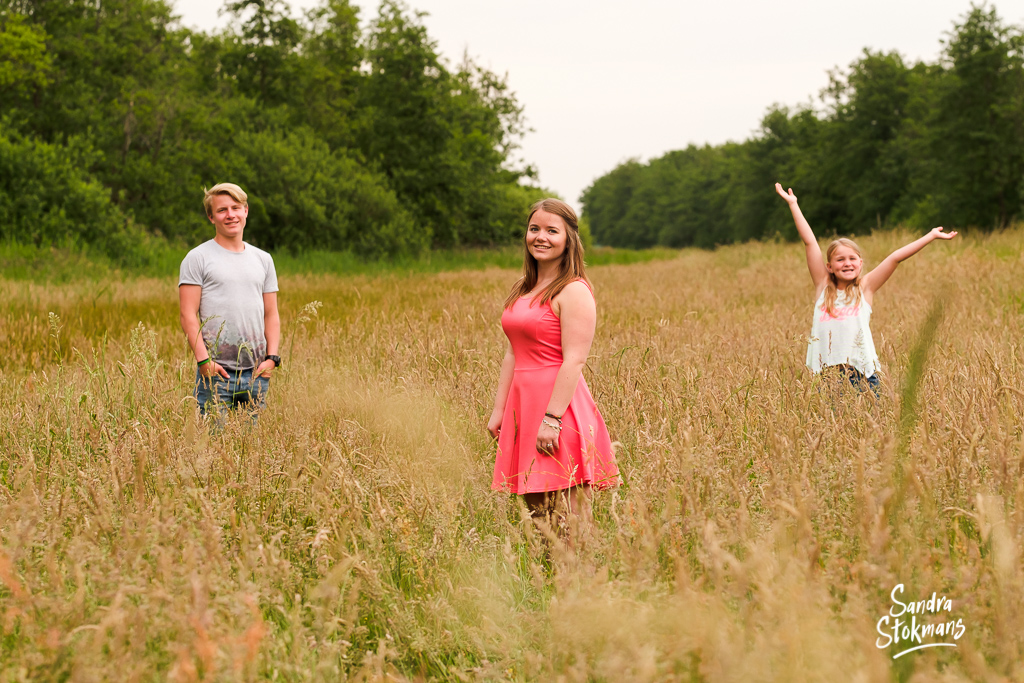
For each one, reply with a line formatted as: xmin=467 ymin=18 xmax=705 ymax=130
xmin=827 ymin=245 xmax=863 ymax=283
xmin=526 ymin=209 xmax=568 ymax=264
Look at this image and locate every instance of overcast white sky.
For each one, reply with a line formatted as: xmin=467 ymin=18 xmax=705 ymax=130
xmin=173 ymin=0 xmax=1021 ymax=208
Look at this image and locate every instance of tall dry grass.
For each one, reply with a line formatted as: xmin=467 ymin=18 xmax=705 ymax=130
xmin=1 ymin=229 xmax=1022 ymax=681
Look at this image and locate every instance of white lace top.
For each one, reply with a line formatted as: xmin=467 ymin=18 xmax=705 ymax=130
xmin=806 ymin=288 xmax=881 ymax=378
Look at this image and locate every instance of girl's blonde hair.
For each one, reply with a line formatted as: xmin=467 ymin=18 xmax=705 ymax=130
xmin=504 ymin=198 xmax=591 ymax=309
xmin=821 ymin=238 xmax=864 ymax=317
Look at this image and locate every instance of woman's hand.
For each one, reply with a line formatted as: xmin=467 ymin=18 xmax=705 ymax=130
xmin=775 ymin=183 xmax=798 ymax=205
xmin=535 ymin=421 xmax=560 ymax=456
xmin=487 ymin=409 xmax=503 ymax=438
xmin=929 ymin=227 xmax=958 ymax=240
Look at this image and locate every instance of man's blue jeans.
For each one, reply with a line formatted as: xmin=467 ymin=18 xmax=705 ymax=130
xmin=194 ymin=368 xmax=270 ymax=422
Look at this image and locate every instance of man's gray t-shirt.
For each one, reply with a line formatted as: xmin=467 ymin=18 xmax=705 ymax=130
xmin=178 ymin=240 xmax=279 ymax=372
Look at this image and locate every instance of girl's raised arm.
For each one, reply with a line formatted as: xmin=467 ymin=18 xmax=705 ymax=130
xmin=775 ymin=183 xmax=827 ymax=289
xmin=862 ymin=227 xmax=958 ymax=296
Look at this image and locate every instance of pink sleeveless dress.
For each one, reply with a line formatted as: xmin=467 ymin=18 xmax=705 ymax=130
xmin=491 ymin=283 xmax=619 ymax=494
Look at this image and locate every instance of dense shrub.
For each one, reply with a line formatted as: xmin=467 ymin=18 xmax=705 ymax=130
xmin=0 ymin=129 xmax=151 ymax=264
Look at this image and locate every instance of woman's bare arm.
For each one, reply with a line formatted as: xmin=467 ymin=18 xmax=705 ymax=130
xmin=487 ymin=342 xmax=516 ymax=437
xmin=536 ymin=281 xmax=596 ymax=453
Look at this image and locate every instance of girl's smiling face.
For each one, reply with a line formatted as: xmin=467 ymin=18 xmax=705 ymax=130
xmin=526 ymin=209 xmax=568 ymax=264
xmin=827 ymin=244 xmax=863 ymax=284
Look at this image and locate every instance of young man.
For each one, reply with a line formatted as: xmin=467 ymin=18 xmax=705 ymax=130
xmin=179 ymin=183 xmax=280 ymax=420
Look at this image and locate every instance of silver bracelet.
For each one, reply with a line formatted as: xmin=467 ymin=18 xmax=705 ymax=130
xmin=541 ymin=418 xmax=562 ymax=433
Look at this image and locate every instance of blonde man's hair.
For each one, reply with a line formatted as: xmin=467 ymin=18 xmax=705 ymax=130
xmin=203 ymin=183 xmax=248 ymax=217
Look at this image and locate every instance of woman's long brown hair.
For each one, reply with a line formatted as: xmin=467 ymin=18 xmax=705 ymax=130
xmin=821 ymin=237 xmax=864 ymax=317
xmin=503 ymin=198 xmax=591 ymax=309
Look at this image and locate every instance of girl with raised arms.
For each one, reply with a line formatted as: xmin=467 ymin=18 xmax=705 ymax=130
xmin=776 ymin=183 xmax=957 ymax=390
xmin=488 ymin=199 xmax=619 ymax=524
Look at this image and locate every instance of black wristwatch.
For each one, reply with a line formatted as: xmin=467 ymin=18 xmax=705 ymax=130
xmin=264 ymin=355 xmax=281 ymax=367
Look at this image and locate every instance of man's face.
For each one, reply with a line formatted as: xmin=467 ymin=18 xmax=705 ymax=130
xmin=207 ymin=194 xmax=248 ymax=239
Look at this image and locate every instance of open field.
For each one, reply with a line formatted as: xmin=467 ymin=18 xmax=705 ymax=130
xmin=1 ymin=230 xmax=1023 ymax=681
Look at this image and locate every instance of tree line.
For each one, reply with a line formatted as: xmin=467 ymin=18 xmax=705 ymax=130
xmin=582 ymin=6 xmax=1024 ymax=249
xmin=0 ymin=0 xmax=546 ymax=264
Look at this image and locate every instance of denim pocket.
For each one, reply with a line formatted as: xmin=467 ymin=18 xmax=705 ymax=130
xmin=250 ymin=375 xmax=271 ymax=407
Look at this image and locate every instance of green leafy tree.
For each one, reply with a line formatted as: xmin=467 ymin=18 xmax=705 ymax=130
xmin=0 ymin=129 xmax=149 ymax=264
xmin=922 ymin=6 xmax=1024 ymax=228
xmin=582 ymin=160 xmax=647 ymax=247
xmin=297 ymin=0 xmax=362 ymax=149
xmin=222 ymin=0 xmax=304 ymax=107
xmin=584 ymin=6 xmax=1024 ymax=248
xmin=0 ymin=12 xmax=52 ymax=109
xmin=357 ymin=2 xmax=532 ymax=247
xmin=818 ymin=50 xmax=913 ymax=232
xmin=0 ymin=0 xmax=536 ymax=257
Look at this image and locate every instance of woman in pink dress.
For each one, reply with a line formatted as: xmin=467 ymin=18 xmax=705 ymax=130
xmin=488 ymin=198 xmax=619 ymax=521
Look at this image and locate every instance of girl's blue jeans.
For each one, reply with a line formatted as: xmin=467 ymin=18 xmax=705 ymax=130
xmin=826 ymin=364 xmax=880 ymax=397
